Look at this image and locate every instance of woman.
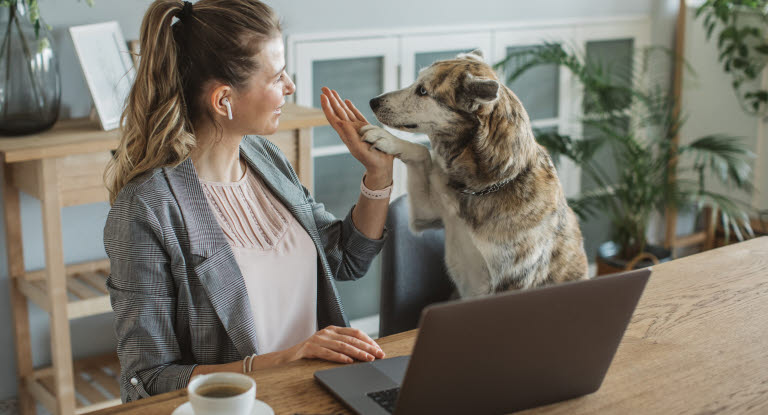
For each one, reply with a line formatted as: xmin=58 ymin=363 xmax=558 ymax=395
xmin=104 ymin=0 xmax=392 ymax=402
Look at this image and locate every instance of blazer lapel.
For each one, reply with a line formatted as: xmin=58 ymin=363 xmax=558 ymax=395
xmin=163 ymin=159 xmax=258 ymax=357
xmin=239 ymin=141 xmax=319 ymax=239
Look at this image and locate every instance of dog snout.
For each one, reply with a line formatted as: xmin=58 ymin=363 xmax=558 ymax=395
xmin=370 ymin=97 xmax=382 ymax=112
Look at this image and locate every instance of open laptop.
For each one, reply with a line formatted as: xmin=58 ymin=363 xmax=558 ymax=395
xmin=315 ymin=268 xmax=650 ymax=415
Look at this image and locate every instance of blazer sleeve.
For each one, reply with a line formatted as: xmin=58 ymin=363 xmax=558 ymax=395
xmin=307 ymin=189 xmax=387 ymax=282
xmin=256 ymin=137 xmax=387 ymax=281
xmin=104 ymin=192 xmax=197 ymax=403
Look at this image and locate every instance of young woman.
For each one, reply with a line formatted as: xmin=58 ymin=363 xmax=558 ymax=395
xmin=104 ymin=0 xmax=393 ymax=402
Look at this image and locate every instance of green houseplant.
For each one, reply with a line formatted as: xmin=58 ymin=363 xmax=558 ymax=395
xmin=495 ymin=44 xmax=755 ymax=269
xmin=696 ymin=0 xmax=768 ymax=114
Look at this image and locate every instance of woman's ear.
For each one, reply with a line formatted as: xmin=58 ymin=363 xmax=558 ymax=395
xmin=208 ymin=84 xmax=233 ymax=119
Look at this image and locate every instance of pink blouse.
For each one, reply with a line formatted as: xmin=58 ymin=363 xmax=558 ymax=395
xmin=200 ymin=166 xmax=318 ymax=354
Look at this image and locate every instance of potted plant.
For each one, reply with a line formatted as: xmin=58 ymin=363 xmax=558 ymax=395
xmin=696 ymin=0 xmax=768 ymax=114
xmin=495 ymin=44 xmax=755 ymax=274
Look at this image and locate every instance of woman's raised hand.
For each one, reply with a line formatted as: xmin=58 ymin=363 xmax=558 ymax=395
xmin=319 ymin=87 xmax=394 ymax=181
xmin=290 ymin=325 xmax=386 ymax=364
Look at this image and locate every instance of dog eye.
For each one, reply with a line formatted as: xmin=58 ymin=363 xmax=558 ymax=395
xmin=417 ymin=86 xmax=428 ymax=96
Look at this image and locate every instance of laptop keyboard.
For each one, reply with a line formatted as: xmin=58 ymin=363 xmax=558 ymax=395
xmin=367 ymin=387 xmax=400 ymax=413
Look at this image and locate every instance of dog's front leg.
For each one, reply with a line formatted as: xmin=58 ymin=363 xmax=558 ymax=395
xmin=360 ymin=126 xmax=441 ymax=231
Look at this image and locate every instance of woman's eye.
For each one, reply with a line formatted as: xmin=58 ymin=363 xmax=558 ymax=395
xmin=417 ymin=86 xmax=428 ymax=96
xmin=275 ymin=74 xmax=284 ymax=84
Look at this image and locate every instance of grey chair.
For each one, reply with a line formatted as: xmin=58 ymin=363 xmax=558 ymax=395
xmin=379 ymin=194 xmax=454 ymax=337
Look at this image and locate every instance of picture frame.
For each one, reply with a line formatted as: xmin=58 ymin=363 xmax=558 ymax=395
xmin=69 ymin=21 xmax=136 ymax=131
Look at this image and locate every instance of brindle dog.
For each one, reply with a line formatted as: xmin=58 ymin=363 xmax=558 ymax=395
xmin=361 ymin=50 xmax=588 ymax=297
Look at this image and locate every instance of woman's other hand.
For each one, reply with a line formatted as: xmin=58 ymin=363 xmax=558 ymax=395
xmin=289 ymin=325 xmax=386 ymax=364
xmin=320 ymin=87 xmax=394 ymax=187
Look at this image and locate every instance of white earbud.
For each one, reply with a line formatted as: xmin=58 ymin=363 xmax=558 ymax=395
xmin=222 ymin=98 xmax=233 ymax=120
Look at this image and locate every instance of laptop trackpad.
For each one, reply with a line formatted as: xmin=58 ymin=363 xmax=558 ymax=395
xmin=372 ymin=356 xmax=410 ymax=384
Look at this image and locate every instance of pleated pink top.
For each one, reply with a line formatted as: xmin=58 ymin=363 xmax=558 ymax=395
xmin=200 ymin=166 xmax=318 ymax=354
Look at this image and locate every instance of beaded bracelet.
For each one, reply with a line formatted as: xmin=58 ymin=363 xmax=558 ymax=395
xmin=360 ymin=174 xmax=393 ymax=199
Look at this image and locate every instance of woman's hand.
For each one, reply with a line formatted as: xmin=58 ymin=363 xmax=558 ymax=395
xmin=320 ymin=87 xmax=394 ymax=188
xmin=289 ymin=325 xmax=386 ymax=364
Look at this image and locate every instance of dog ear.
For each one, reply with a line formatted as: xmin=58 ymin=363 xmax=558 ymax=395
xmin=464 ymin=74 xmax=499 ymax=104
xmin=457 ymin=49 xmax=484 ymax=61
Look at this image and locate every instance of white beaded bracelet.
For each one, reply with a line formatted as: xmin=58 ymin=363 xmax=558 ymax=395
xmin=360 ymin=174 xmax=393 ymax=200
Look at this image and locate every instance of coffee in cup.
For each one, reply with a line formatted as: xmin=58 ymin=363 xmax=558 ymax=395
xmin=188 ymin=372 xmax=256 ymax=415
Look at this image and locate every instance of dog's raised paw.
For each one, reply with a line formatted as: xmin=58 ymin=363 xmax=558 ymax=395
xmin=360 ymin=125 xmax=404 ymax=156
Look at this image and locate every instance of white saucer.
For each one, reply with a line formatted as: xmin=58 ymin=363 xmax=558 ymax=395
xmin=171 ymin=400 xmax=274 ymax=415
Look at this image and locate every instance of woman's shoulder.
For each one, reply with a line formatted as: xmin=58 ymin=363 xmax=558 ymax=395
xmin=112 ymin=167 xmax=173 ymax=211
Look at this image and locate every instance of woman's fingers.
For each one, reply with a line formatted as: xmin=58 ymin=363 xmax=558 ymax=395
xmin=331 ymin=89 xmax=357 ymax=121
xmin=335 ymin=327 xmax=385 ymax=358
xmin=325 ymin=89 xmax=350 ymax=121
xmin=320 ymin=87 xmax=348 ymax=122
xmin=346 ymin=99 xmax=369 ymax=124
xmin=323 ymin=337 xmax=375 ymax=362
xmin=306 ymin=343 xmax=354 ymax=364
xmin=320 ymin=94 xmax=341 ymax=124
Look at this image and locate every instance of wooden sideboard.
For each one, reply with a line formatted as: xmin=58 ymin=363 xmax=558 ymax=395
xmin=1 ymin=103 xmax=327 ymax=415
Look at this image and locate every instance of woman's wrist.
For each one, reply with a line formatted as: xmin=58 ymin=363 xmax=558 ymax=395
xmin=363 ymin=170 xmax=393 ymax=190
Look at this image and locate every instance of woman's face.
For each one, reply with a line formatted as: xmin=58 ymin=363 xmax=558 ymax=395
xmin=234 ymin=36 xmax=295 ymax=136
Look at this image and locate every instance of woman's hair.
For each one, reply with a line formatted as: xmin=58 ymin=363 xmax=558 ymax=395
xmin=106 ymin=0 xmax=281 ymax=204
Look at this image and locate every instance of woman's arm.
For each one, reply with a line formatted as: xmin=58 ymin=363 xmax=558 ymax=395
xmin=191 ymin=326 xmax=385 ymax=376
xmin=320 ymin=87 xmax=394 ymax=241
xmin=105 ymin=193 xmax=197 ymax=402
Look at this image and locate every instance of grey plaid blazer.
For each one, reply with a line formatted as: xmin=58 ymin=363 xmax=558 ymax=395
xmin=104 ymin=135 xmax=385 ymax=403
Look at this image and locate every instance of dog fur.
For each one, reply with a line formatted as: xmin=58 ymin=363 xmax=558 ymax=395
xmin=362 ymin=50 xmax=589 ymax=297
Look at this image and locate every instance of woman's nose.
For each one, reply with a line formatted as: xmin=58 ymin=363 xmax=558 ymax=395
xmin=285 ymin=73 xmax=296 ymax=95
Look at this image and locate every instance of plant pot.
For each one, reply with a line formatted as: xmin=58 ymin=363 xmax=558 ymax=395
xmin=596 ymin=241 xmax=672 ymax=276
xmin=0 ymin=1 xmax=61 ymax=136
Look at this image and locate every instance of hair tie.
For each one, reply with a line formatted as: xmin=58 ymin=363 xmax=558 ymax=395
xmin=178 ymin=1 xmax=194 ymax=20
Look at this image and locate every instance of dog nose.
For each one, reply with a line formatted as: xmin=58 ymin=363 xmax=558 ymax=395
xmin=370 ymin=97 xmax=381 ymax=112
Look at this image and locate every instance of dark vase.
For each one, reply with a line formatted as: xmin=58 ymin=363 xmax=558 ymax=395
xmin=0 ymin=1 xmax=61 ymax=136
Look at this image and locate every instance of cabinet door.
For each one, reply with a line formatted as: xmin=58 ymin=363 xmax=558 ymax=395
xmin=577 ymin=20 xmax=650 ymax=260
xmin=292 ymin=38 xmax=398 ymax=322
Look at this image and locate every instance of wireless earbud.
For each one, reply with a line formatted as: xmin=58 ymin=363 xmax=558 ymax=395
xmin=222 ymin=98 xmax=233 ymax=120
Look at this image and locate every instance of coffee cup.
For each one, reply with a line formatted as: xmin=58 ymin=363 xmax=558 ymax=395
xmin=188 ymin=372 xmax=256 ymax=415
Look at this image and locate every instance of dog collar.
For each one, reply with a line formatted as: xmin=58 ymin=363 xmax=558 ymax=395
xmin=460 ymin=176 xmax=514 ymax=196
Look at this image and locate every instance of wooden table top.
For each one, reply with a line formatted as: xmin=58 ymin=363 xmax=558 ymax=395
xmin=91 ymin=237 xmax=768 ymax=415
xmin=0 ymin=103 xmax=327 ymax=163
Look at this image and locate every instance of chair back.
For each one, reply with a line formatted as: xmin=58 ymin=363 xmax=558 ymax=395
xmin=379 ymin=195 xmax=454 ymax=337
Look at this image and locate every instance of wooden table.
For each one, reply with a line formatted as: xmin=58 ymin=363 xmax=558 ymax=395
xmin=90 ymin=236 xmax=768 ymax=415
xmin=1 ymin=103 xmax=327 ymax=415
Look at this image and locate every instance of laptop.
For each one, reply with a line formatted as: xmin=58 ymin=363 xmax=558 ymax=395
xmin=314 ymin=268 xmax=650 ymax=415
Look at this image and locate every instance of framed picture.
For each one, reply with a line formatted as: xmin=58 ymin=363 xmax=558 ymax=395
xmin=70 ymin=21 xmax=135 ymax=131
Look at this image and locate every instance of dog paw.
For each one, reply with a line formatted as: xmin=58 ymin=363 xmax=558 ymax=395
xmin=360 ymin=125 xmax=407 ymax=157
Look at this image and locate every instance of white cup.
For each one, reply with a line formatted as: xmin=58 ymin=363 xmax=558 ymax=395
xmin=188 ymin=372 xmax=256 ymax=415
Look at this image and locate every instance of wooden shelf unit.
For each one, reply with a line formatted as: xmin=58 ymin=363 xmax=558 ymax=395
xmin=18 ymin=260 xmax=112 ymax=320
xmin=2 ymin=104 xmax=327 ymax=415
xmin=30 ymin=354 xmax=122 ymax=415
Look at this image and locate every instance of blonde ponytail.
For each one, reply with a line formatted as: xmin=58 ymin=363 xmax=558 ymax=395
xmin=106 ymin=0 xmax=281 ymax=204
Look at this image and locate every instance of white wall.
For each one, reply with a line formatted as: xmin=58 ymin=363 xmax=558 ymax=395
xmin=0 ymin=0 xmax=669 ymax=400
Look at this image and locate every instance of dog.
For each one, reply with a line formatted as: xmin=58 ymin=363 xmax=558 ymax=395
xmin=360 ymin=50 xmax=589 ymax=298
